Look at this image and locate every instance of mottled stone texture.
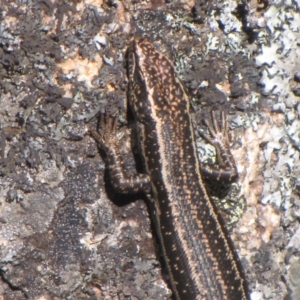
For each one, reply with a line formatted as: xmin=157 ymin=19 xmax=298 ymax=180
xmin=0 ymin=1 xmax=299 ymax=299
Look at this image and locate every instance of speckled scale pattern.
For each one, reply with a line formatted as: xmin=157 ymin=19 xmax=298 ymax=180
xmin=92 ymin=38 xmax=249 ymax=300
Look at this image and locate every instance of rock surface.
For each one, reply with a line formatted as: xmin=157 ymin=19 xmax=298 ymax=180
xmin=0 ymin=1 xmax=300 ymax=299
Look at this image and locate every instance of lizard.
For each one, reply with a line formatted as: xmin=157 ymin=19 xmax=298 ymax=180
xmin=90 ymin=38 xmax=249 ymax=300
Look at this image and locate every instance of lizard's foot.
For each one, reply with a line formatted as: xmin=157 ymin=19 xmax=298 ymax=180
xmin=89 ymin=114 xmax=119 ymax=151
xmin=198 ymin=110 xmax=230 ymax=149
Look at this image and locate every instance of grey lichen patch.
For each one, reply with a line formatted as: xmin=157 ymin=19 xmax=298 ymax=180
xmin=226 ymin=111 xmax=300 ymax=298
xmin=0 ymin=158 xmax=103 ymax=298
xmin=233 ymin=2 xmax=300 ymax=299
xmin=254 ymin=4 xmax=300 ymax=109
xmin=85 ymin=197 xmax=171 ymax=300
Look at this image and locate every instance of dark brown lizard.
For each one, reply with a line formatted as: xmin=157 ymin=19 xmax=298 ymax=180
xmin=90 ymin=38 xmax=249 ymax=300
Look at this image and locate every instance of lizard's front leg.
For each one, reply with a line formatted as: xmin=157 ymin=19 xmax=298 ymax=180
xmin=89 ymin=114 xmax=151 ymax=194
xmin=198 ymin=110 xmax=238 ymax=184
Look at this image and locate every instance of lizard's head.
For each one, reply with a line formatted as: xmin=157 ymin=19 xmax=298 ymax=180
xmin=127 ymin=38 xmax=188 ymax=123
